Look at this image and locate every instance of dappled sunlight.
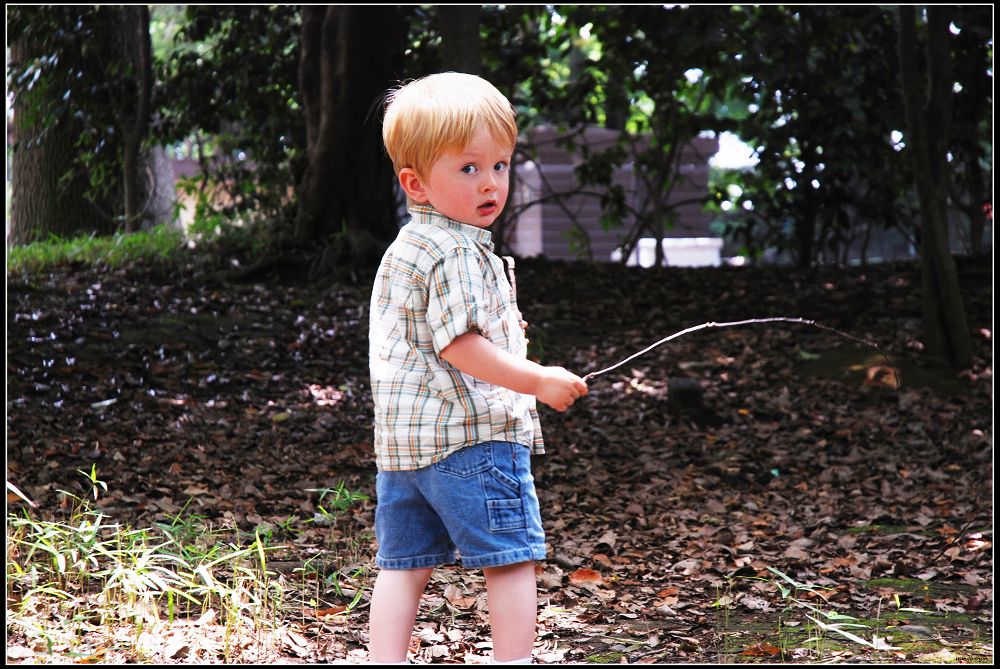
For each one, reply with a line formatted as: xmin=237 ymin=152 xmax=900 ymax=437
xmin=306 ymin=383 xmax=346 ymax=407
xmin=7 ymin=252 xmax=993 ymax=665
xmin=610 ymin=372 xmax=668 ymax=399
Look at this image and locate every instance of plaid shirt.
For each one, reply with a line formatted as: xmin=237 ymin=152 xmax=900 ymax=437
xmin=369 ymin=205 xmax=544 ymax=470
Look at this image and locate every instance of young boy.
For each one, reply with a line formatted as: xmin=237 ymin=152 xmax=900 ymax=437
xmin=368 ymin=72 xmax=588 ymax=664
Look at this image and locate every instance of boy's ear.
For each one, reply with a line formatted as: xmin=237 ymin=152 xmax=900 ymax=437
xmin=398 ymin=168 xmax=430 ymax=203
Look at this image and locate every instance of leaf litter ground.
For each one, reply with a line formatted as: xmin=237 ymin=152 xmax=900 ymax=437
xmin=6 ymin=254 xmax=993 ymax=664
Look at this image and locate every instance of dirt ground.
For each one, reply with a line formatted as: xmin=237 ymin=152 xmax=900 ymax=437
xmin=6 ymin=254 xmax=993 ymax=663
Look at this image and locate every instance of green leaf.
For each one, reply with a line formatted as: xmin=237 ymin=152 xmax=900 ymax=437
xmin=6 ymin=481 xmax=36 ymax=507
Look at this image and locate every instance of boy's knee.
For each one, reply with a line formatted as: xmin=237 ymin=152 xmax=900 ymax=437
xmin=483 ymin=560 xmax=535 ymax=574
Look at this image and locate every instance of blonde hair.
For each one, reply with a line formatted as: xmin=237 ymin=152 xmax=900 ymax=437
xmin=381 ymin=72 xmax=517 ymax=177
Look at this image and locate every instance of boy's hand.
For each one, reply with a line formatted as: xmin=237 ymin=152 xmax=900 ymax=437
xmin=536 ymin=366 xmax=588 ymax=412
xmin=439 ymin=332 xmax=586 ymax=411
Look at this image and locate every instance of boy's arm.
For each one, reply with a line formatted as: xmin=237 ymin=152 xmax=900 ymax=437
xmin=440 ymin=332 xmax=587 ymax=412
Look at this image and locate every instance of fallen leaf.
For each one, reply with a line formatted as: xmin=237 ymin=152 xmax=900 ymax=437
xmin=536 ymin=568 xmax=563 ymax=590
xmin=864 ymin=365 xmax=901 ymax=389
xmin=163 ymin=639 xmax=190 ymax=659
xmin=741 ymin=594 xmax=770 ymax=611
xmin=315 ymin=605 xmax=347 ymax=617
xmin=74 ymin=647 xmax=108 ymax=663
xmin=282 ymin=630 xmax=311 ymax=658
xmin=444 ymin=583 xmax=477 ymax=609
xmin=596 ymin=529 xmax=617 ymax=548
xmin=569 ymin=568 xmax=604 ymax=586
xmin=741 ymin=642 xmax=781 ymax=657
xmin=416 ymin=627 xmax=445 ymax=644
xmin=783 ymin=545 xmax=810 ymax=560
xmin=6 ymin=646 xmax=35 ymax=660
xmin=194 ymin=608 xmax=217 ymax=626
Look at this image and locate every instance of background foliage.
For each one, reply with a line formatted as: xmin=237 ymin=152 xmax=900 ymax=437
xmin=6 ymin=5 xmax=992 ymax=264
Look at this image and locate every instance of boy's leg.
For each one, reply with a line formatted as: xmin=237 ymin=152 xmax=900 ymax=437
xmin=483 ymin=561 xmax=537 ymax=662
xmin=368 ymin=567 xmax=433 ymax=663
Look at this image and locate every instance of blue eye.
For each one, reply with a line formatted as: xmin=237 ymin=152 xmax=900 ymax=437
xmin=494 ymin=161 xmax=509 ymax=173
xmin=461 ymin=164 xmax=478 ymax=174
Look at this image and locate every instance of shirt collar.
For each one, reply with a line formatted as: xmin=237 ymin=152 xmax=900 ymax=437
xmin=408 ymin=204 xmax=494 ymax=250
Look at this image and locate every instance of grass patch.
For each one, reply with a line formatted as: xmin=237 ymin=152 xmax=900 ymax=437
xmin=863 ymin=577 xmax=978 ymax=599
xmin=586 ymin=650 xmax=626 ymax=663
xmin=6 ymin=225 xmax=186 ymax=275
xmin=845 ymin=524 xmax=929 ymax=536
xmin=713 ymin=568 xmax=919 ymax=663
xmin=6 ymin=467 xmax=371 ymax=663
xmin=709 ymin=568 xmax=992 ymax=664
xmin=6 ymin=213 xmax=275 ymax=279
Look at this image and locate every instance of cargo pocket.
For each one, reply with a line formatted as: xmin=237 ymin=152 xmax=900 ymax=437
xmin=487 ymin=466 xmax=520 ymax=494
xmin=487 ymin=498 xmax=526 ymax=531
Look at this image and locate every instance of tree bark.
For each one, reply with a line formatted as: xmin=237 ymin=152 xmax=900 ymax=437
xmin=8 ymin=13 xmax=112 ymax=245
xmin=896 ymin=5 xmax=973 ymax=370
xmin=120 ymin=6 xmax=152 ymax=232
xmin=964 ymin=157 xmax=986 ymax=254
xmin=437 ymin=6 xmax=482 ymax=74
xmin=294 ymin=6 xmax=407 ymax=279
xmin=8 ymin=7 xmax=154 ymax=244
xmin=299 ymin=6 xmax=325 ymax=154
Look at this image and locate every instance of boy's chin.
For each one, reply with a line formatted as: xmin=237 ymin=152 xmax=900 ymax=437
xmin=464 ymin=217 xmax=497 ymax=229
xmin=451 ymin=210 xmax=499 ymax=228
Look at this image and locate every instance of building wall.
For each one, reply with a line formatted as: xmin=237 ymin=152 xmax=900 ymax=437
xmin=506 ymin=125 xmax=719 ymax=262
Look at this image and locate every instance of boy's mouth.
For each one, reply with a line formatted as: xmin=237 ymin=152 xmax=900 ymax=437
xmin=477 ymin=201 xmax=498 ymax=215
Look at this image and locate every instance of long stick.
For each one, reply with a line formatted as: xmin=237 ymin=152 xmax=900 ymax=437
xmin=582 ymin=317 xmax=888 ymax=382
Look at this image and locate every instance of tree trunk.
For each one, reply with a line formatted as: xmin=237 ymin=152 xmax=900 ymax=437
xmin=965 ymin=157 xmax=986 ymax=254
xmin=896 ymin=5 xmax=973 ymax=370
xmin=299 ymin=6 xmax=324 ymax=154
xmin=793 ymin=211 xmax=817 ymax=269
xmin=119 ymin=6 xmax=152 ymax=232
xmin=8 ymin=19 xmax=112 ymax=245
xmin=8 ymin=7 xmax=153 ymax=244
xmin=437 ymin=6 xmax=482 ymax=74
xmin=294 ymin=6 xmax=407 ymax=280
xmin=604 ymin=76 xmax=630 ymax=131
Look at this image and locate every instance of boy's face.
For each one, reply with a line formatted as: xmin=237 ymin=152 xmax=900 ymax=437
xmin=401 ymin=127 xmax=513 ymax=229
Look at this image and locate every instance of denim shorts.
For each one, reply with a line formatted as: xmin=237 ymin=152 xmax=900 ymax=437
xmin=374 ymin=441 xmax=547 ymax=570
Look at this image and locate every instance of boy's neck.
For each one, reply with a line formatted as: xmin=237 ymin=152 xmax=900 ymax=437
xmin=408 ymin=204 xmax=494 ymax=244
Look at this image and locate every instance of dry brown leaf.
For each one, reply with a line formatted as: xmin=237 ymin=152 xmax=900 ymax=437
xmin=163 ymin=638 xmax=190 ymax=660
xmin=315 ymin=605 xmax=347 ymax=617
xmin=282 ymin=630 xmax=311 ymax=658
xmin=443 ymin=583 xmax=477 ymax=609
xmin=741 ymin=642 xmax=782 ymax=657
xmin=6 ymin=646 xmax=36 ymax=660
xmin=592 ymin=553 xmax=613 ymax=567
xmin=784 ymin=545 xmax=809 ymax=560
xmin=536 ymin=568 xmax=564 ymax=590
xmin=596 ymin=529 xmax=617 ymax=547
xmin=569 ymin=568 xmax=604 ymax=586
xmin=864 ymin=365 xmax=901 ymax=389
xmin=74 ymin=647 xmax=109 ymax=664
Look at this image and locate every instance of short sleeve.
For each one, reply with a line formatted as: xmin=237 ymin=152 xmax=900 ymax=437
xmin=425 ymin=248 xmax=492 ymax=356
